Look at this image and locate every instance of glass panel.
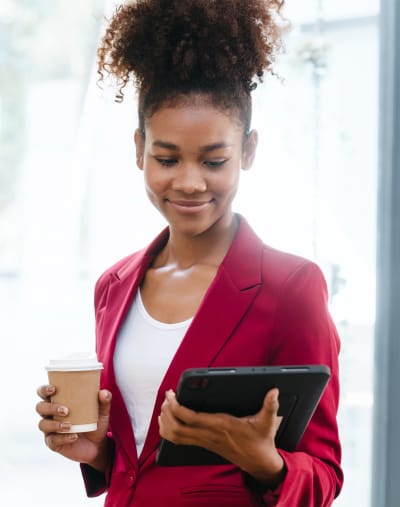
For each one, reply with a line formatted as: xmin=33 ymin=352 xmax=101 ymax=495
xmin=0 ymin=1 xmax=105 ymax=506
xmin=288 ymin=0 xmax=379 ymax=23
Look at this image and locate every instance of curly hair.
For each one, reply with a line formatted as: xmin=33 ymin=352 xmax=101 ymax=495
xmin=97 ymin=0 xmax=287 ymax=133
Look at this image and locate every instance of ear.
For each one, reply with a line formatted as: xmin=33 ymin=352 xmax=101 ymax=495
xmin=241 ymin=129 xmax=258 ymax=171
xmin=134 ymin=129 xmax=145 ymax=170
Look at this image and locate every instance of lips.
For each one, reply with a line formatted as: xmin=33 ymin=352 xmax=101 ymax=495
xmin=170 ymin=200 xmax=210 ymax=207
xmin=166 ymin=199 xmax=212 ymax=214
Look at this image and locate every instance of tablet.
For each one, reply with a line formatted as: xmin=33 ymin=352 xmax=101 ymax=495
xmin=156 ymin=364 xmax=330 ymax=466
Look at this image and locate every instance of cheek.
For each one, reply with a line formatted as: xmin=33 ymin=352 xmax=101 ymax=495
xmin=212 ymin=171 xmax=240 ymax=197
xmin=143 ymin=167 xmax=167 ymax=195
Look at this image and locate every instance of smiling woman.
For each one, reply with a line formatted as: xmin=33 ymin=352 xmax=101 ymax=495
xmin=34 ymin=1 xmax=343 ymax=506
xmin=0 ymin=0 xmax=380 ymax=506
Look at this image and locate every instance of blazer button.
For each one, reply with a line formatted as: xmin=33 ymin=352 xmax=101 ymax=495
xmin=126 ymin=471 xmax=136 ymax=487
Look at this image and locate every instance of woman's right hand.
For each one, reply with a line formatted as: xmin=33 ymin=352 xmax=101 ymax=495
xmin=36 ymin=385 xmax=112 ymax=472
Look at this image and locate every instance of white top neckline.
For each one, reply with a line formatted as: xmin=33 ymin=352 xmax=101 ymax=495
xmin=137 ymin=288 xmax=194 ymax=329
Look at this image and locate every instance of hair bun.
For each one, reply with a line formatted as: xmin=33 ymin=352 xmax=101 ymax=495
xmin=98 ymin=0 xmax=287 ymax=98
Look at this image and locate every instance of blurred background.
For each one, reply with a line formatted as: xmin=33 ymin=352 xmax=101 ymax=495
xmin=0 ymin=1 xmax=379 ymax=505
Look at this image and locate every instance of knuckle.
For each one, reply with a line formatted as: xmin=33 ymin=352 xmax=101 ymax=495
xmin=38 ymin=418 xmax=54 ymax=433
xmin=36 ymin=385 xmax=45 ymax=398
xmin=170 ymin=422 xmax=183 ymax=438
xmin=184 ymin=411 xmax=197 ymax=426
xmin=168 ymin=421 xmax=187 ymax=440
xmin=35 ymin=401 xmax=44 ymax=415
xmin=267 ymin=399 xmax=279 ymax=413
xmin=45 ymin=435 xmax=57 ymax=451
xmin=214 ymin=414 xmax=230 ymax=432
xmin=37 ymin=384 xmax=51 ymax=399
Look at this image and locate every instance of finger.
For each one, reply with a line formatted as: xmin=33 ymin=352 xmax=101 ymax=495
xmin=163 ymin=390 xmax=206 ymax=426
xmin=38 ymin=418 xmax=73 ymax=434
xmin=163 ymin=390 xmax=234 ymax=429
xmin=256 ymin=388 xmax=283 ymax=434
xmin=263 ymin=388 xmax=280 ymax=416
xmin=36 ymin=384 xmax=56 ymax=400
xmin=35 ymin=400 xmax=69 ymax=418
xmin=159 ymin=394 xmax=181 ymax=431
xmin=159 ymin=392 xmax=197 ymax=442
xmin=160 ymin=409 xmax=232 ymax=449
xmin=159 ymin=396 xmax=227 ymax=445
xmin=243 ymin=388 xmax=280 ymax=428
xmin=45 ymin=432 xmax=78 ymax=452
xmin=159 ymin=408 xmax=202 ymax=445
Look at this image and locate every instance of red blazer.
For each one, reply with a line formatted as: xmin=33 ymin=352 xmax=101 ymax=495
xmin=82 ymin=216 xmax=343 ymax=506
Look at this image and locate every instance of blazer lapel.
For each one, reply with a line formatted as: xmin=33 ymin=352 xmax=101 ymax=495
xmin=98 ymin=228 xmax=170 ymax=468
xmin=139 ymin=216 xmax=264 ymax=465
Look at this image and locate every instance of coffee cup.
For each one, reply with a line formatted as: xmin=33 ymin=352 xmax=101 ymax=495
xmin=46 ymin=352 xmax=103 ymax=433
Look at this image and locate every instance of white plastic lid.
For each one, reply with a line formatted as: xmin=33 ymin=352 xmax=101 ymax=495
xmin=46 ymin=352 xmax=103 ymax=372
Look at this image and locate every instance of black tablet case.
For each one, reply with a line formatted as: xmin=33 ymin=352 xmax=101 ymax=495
xmin=156 ymin=365 xmax=330 ymax=466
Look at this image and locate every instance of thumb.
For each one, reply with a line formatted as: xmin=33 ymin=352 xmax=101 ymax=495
xmin=98 ymin=389 xmax=112 ymax=418
xmin=263 ymin=388 xmax=280 ymax=415
xmin=260 ymin=388 xmax=282 ymax=434
xmin=254 ymin=388 xmax=280 ymax=423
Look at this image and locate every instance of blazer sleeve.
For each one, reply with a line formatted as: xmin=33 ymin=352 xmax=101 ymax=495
xmin=79 ymin=272 xmax=117 ymax=497
xmin=258 ymin=261 xmax=343 ymax=506
xmin=80 ymin=433 xmax=115 ymax=497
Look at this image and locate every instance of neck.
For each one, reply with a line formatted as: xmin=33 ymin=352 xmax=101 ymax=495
xmin=157 ymin=214 xmax=238 ymax=270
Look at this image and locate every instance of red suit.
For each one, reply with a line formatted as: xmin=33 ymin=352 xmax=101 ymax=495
xmin=81 ymin=215 xmax=343 ymax=506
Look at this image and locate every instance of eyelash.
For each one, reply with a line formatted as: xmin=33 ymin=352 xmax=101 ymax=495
xmin=156 ymin=158 xmax=176 ymax=167
xmin=155 ymin=158 xmax=227 ymax=168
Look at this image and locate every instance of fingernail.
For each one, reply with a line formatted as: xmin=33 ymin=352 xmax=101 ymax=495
xmin=67 ymin=434 xmax=78 ymax=441
xmin=60 ymin=422 xmax=71 ymax=431
xmin=57 ymin=406 xmax=68 ymax=416
xmin=46 ymin=385 xmax=55 ymax=395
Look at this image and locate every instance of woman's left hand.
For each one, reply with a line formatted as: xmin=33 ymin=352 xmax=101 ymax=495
xmin=158 ymin=387 xmax=286 ymax=488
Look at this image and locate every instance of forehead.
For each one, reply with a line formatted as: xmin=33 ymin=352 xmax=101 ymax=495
xmin=144 ymin=103 xmax=243 ymax=146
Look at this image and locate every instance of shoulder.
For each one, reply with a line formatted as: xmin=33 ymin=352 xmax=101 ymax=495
xmin=261 ymin=244 xmax=327 ymax=292
xmin=231 ymin=215 xmax=327 ymax=295
xmin=96 ymin=249 xmax=145 ymax=284
xmin=93 ymin=250 xmax=146 ymax=309
xmin=260 ymin=244 xmax=329 ymax=311
xmin=94 ymin=225 xmax=170 ymax=302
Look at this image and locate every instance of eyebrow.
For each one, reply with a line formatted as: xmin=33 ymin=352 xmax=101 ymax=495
xmin=152 ymin=140 xmax=233 ymax=152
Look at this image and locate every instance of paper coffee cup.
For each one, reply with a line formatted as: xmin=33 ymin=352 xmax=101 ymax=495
xmin=46 ymin=352 xmax=103 ymax=433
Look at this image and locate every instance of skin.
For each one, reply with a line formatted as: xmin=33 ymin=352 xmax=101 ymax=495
xmin=36 ymin=96 xmax=285 ymax=488
xmin=136 ymin=100 xmax=257 ymax=323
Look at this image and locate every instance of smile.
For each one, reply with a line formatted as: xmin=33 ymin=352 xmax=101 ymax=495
xmin=166 ymin=199 xmax=212 ymax=214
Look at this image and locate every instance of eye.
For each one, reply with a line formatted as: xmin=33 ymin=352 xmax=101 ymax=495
xmin=156 ymin=158 xmax=177 ymax=167
xmin=203 ymin=159 xmax=227 ymax=169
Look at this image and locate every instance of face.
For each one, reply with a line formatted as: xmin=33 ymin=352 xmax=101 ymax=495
xmin=135 ymin=102 xmax=258 ymax=239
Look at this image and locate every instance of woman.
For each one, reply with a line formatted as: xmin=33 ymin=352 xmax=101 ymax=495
xmin=36 ymin=1 xmax=343 ymax=505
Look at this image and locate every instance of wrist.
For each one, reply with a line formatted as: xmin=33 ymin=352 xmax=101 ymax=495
xmin=86 ymin=438 xmax=113 ymax=473
xmin=246 ymin=453 xmax=286 ymax=490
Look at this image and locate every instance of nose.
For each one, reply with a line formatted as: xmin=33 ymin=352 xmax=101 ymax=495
xmin=171 ymin=165 xmax=207 ymax=194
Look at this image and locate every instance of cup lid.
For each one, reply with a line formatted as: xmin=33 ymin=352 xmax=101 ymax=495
xmin=46 ymin=352 xmax=103 ymax=372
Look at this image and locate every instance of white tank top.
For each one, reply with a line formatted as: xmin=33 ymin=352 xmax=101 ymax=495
xmin=114 ymin=289 xmax=192 ymax=457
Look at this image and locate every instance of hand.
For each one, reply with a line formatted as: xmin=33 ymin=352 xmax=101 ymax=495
xmin=158 ymin=388 xmax=286 ymax=487
xmin=36 ymin=385 xmax=112 ymax=472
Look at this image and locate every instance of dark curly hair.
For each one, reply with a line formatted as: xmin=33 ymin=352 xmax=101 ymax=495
xmin=97 ymin=0 xmax=287 ymax=134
